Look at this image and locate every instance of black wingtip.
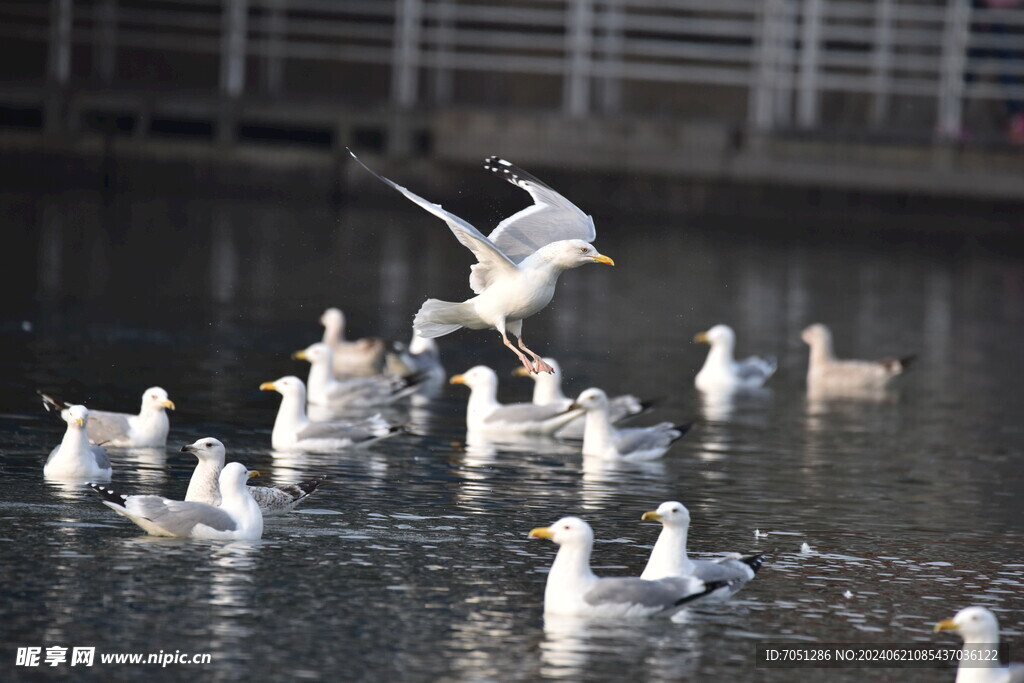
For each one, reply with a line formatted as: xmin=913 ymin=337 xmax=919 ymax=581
xmin=898 ymin=354 xmax=916 ymax=370
xmin=637 ymin=399 xmax=657 ymax=414
xmin=673 ymin=579 xmax=731 ymax=607
xmin=87 ymin=482 xmax=128 ymax=506
xmin=671 ymin=422 xmax=695 ymax=441
xmin=295 ymin=477 xmax=326 ymax=496
xmin=38 ymin=391 xmax=68 ymax=414
xmin=741 ymin=553 xmax=767 ymax=574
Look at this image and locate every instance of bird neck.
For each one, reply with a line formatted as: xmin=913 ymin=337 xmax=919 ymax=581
xmin=220 ymin=483 xmax=263 ymax=537
xmin=306 ymin=359 xmax=334 ymax=398
xmin=808 ymin=337 xmax=835 ymax=367
xmin=705 ymin=342 xmax=735 ymax=367
xmin=533 ymin=375 xmax=567 ymax=405
xmin=466 ymin=383 xmax=500 ymax=425
xmin=58 ymin=426 xmax=90 ymax=457
xmin=273 ymin=394 xmax=309 ymax=443
xmin=581 ymin=407 xmax=615 ymax=455
xmin=546 ymin=542 xmax=597 ymax=602
xmin=642 ymin=524 xmax=694 ymax=580
xmin=186 ymin=459 xmax=223 ymax=505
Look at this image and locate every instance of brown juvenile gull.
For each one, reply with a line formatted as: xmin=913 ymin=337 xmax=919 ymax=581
xmin=40 ymin=387 xmax=175 ymax=447
xmin=181 ymin=437 xmax=324 ymax=515
xmin=350 ymin=150 xmax=614 ymax=374
xmin=801 ymin=323 xmax=913 ymax=392
xmin=319 ymin=307 xmax=386 ymax=377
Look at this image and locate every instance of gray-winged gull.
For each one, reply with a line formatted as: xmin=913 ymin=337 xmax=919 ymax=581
xmin=350 ymin=150 xmax=614 ymax=374
xmin=512 ymin=357 xmax=647 ymax=439
xmin=640 ymin=501 xmax=764 ymax=596
xmin=319 ymin=307 xmax=386 ymax=377
xmin=385 ymin=331 xmax=445 ymax=404
xmin=801 ymin=323 xmax=914 ymax=392
xmin=40 ymin=387 xmax=175 ymax=447
xmin=43 ymin=404 xmax=112 ymax=480
xmin=694 ymin=325 xmax=777 ymax=392
xmin=570 ymin=388 xmax=690 ymax=461
xmin=89 ymin=462 xmax=263 ymax=540
xmin=259 ymin=376 xmax=401 ymax=451
xmin=181 ymin=437 xmax=324 ymax=515
xmin=294 ymin=343 xmax=423 ymax=409
xmin=449 ymin=365 xmax=583 ymax=436
xmin=934 ymin=606 xmax=1024 ymax=683
xmin=528 ymin=516 xmax=724 ymax=617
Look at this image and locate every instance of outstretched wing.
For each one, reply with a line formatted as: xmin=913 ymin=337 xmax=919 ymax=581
xmin=349 ymin=150 xmax=518 ymax=294
xmin=484 ymin=157 xmax=596 ymax=264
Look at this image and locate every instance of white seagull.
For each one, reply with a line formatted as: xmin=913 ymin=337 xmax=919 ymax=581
xmin=181 ymin=437 xmax=324 ymax=515
xmin=512 ymin=357 xmax=647 ymax=439
xmin=294 ymin=343 xmax=422 ymax=410
xmin=693 ymin=325 xmax=776 ymax=392
xmin=934 ymin=606 xmax=1024 ymax=683
xmin=640 ymin=501 xmax=764 ymax=596
xmin=570 ymin=388 xmax=690 ymax=461
xmin=259 ymin=376 xmax=400 ymax=451
xmin=40 ymin=387 xmax=175 ymax=447
xmin=528 ymin=516 xmax=723 ymax=617
xmin=43 ymin=404 xmax=112 ymax=481
xmin=802 ymin=323 xmax=914 ymax=392
xmin=449 ymin=365 xmax=583 ymax=436
xmin=319 ymin=307 xmax=386 ymax=377
xmin=88 ymin=462 xmax=263 ymax=540
xmin=350 ymin=150 xmax=614 ymax=374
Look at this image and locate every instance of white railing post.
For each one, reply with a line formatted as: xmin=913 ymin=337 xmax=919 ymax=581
xmin=871 ymin=0 xmax=895 ymax=126
xmin=937 ymin=0 xmax=971 ymax=140
xmin=392 ymin=0 xmax=422 ymax=108
xmin=431 ymin=0 xmax=456 ymax=105
xmin=752 ymin=0 xmax=783 ymax=131
xmin=797 ymin=0 xmax=823 ymax=128
xmin=220 ymin=0 xmax=248 ymax=98
xmin=598 ymin=0 xmax=624 ymax=114
xmin=48 ymin=0 xmax=73 ymax=86
xmin=563 ymin=0 xmax=594 ymax=117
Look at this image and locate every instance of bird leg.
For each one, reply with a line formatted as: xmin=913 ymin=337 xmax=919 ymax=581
xmin=516 ymin=336 xmax=554 ymax=374
xmin=501 ymin=332 xmax=536 ymax=373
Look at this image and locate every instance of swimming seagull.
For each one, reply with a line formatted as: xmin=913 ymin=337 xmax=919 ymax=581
xmin=88 ymin=462 xmax=263 ymax=540
xmin=570 ymin=388 xmax=690 ymax=461
xmin=384 ymin=331 xmax=445 ymax=404
xmin=801 ymin=323 xmax=914 ymax=392
xmin=349 ymin=150 xmax=614 ymax=374
xmin=449 ymin=365 xmax=584 ymax=436
xmin=512 ymin=357 xmax=648 ymax=439
xmin=934 ymin=606 xmax=1024 ymax=683
xmin=181 ymin=437 xmax=324 ymax=515
xmin=43 ymin=404 xmax=112 ymax=480
xmin=528 ymin=516 xmax=725 ymax=617
xmin=39 ymin=387 xmax=175 ymax=447
xmin=693 ymin=325 xmax=776 ymax=392
xmin=319 ymin=307 xmax=386 ymax=377
xmin=259 ymin=376 xmax=401 ymax=451
xmin=640 ymin=501 xmax=764 ymax=596
xmin=293 ymin=343 xmax=423 ymax=409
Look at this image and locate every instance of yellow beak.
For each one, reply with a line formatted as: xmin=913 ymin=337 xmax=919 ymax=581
xmin=292 ymin=350 xmax=308 ymax=361
xmin=591 ymin=254 xmax=615 ymax=266
xmin=74 ymin=417 xmax=85 ymax=428
xmin=512 ymin=367 xmax=531 ymax=378
xmin=694 ymin=331 xmax=710 ymax=343
xmin=934 ymin=618 xmax=957 ymax=634
xmin=248 ymin=470 xmax=260 ymax=480
xmin=641 ymin=510 xmax=662 ymax=522
xmin=259 ymin=382 xmax=277 ymax=392
xmin=449 ymin=374 xmax=466 ymax=385
xmin=529 ymin=526 xmax=554 ymax=539
xmin=161 ymin=399 xmax=176 ymax=411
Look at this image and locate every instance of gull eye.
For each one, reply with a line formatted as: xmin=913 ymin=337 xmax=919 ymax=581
xmin=563 ymin=524 xmax=571 ymax=530
xmin=579 ymin=247 xmax=589 ymax=254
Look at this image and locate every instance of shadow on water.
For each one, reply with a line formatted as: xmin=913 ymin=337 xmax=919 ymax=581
xmin=1 ymin=184 xmax=1022 ymax=680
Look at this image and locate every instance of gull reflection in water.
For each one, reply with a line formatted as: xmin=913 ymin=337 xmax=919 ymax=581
xmin=580 ymin=456 xmax=667 ymax=512
xmin=115 ymin=447 xmax=168 ymax=486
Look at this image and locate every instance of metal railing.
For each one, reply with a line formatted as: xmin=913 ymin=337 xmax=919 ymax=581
xmin=1 ymin=0 xmax=1022 ymax=140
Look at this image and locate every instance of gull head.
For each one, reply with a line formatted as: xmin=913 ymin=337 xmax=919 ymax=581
xmin=180 ymin=437 xmax=226 ymax=464
xmin=320 ymin=307 xmax=344 ymax=330
xmin=219 ymin=461 xmax=259 ymax=493
xmin=142 ymin=386 xmax=176 ymax=412
xmin=801 ymin=323 xmax=831 ymax=347
xmin=641 ymin=500 xmax=691 ymax=528
xmin=293 ymin=342 xmax=331 ymax=366
xmin=529 ymin=516 xmax=594 ymax=547
xmin=449 ymin=366 xmax=497 ymax=390
xmin=260 ymin=375 xmax=307 ymax=400
xmin=569 ymin=387 xmax=609 ymax=412
xmin=537 ymin=239 xmax=614 ymax=271
xmin=694 ymin=324 xmax=735 ymax=349
xmin=934 ymin=606 xmax=1001 ymax=643
xmin=63 ymin=404 xmax=89 ymax=429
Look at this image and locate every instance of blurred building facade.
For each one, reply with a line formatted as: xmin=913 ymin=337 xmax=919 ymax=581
xmin=1 ymin=0 xmax=1022 ymax=199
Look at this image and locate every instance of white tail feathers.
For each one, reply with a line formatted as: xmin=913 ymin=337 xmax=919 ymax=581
xmin=414 ymin=299 xmax=470 ymax=338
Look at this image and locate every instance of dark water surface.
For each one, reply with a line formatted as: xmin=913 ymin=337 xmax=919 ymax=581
xmin=1 ymin=186 xmax=1023 ymax=681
